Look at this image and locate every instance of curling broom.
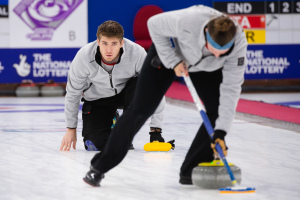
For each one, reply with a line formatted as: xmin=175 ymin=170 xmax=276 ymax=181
xmin=182 ymin=72 xmax=255 ymax=194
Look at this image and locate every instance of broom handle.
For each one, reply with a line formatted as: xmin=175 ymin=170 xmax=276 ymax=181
xmin=182 ymin=73 xmax=238 ymax=186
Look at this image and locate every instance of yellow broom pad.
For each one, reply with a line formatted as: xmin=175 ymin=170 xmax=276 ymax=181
xmin=144 ymin=141 xmax=172 ymax=152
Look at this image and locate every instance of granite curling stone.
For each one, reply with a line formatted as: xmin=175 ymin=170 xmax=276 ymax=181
xmin=40 ymin=80 xmax=64 ymax=97
xmin=192 ymin=159 xmax=242 ymax=189
xmin=15 ymin=81 xmax=39 ymax=97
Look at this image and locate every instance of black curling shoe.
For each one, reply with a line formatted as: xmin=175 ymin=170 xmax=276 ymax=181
xmin=83 ymin=166 xmax=104 ymax=187
xmin=179 ymin=174 xmax=193 ymax=185
xmin=129 ymin=144 xmax=135 ymax=150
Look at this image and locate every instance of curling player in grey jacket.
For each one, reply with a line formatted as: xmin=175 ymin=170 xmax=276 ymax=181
xmin=60 ymin=21 xmax=166 ymax=152
xmin=83 ymin=5 xmax=248 ymax=187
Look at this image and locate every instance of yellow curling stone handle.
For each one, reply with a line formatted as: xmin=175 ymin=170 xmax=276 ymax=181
xmin=199 ymin=159 xmax=234 ymax=167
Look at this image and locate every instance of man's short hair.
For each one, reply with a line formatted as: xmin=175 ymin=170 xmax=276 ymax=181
xmin=207 ymin=16 xmax=236 ymax=46
xmin=96 ymin=20 xmax=124 ymax=41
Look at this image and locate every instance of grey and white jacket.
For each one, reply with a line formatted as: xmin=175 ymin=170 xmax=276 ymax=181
xmin=65 ymin=38 xmax=165 ymax=129
xmin=148 ymin=5 xmax=247 ymax=133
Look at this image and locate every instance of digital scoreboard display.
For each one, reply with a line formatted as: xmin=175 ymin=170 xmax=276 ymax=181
xmin=214 ymin=1 xmax=300 ymax=44
xmin=214 ymin=1 xmax=300 ymax=14
xmin=213 ymin=0 xmax=300 ymax=80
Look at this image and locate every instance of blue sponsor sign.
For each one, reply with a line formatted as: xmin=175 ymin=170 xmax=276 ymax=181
xmin=245 ymin=45 xmax=300 ymax=80
xmin=0 ymin=0 xmax=8 ymax=5
xmin=0 ymin=48 xmax=79 ymax=83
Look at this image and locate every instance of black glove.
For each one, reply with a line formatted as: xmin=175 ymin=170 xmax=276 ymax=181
xmin=210 ymin=130 xmax=228 ymax=156
xmin=149 ymin=128 xmax=165 ymax=142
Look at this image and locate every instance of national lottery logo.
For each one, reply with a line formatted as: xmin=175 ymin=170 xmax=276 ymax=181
xmin=13 ymin=0 xmax=83 ymax=41
xmin=246 ymin=50 xmax=290 ymax=75
xmin=13 ymin=54 xmax=31 ymax=77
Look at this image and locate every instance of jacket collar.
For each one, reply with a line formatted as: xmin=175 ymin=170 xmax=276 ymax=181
xmin=95 ymin=46 xmax=124 ymax=66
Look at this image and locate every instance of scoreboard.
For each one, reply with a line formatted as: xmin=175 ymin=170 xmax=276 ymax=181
xmin=213 ymin=0 xmax=300 ymax=80
xmin=214 ymin=1 xmax=300 ymax=44
xmin=214 ymin=1 xmax=300 ymax=14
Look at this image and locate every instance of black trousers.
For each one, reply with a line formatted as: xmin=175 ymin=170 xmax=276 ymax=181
xmin=91 ymin=44 xmax=223 ymax=178
xmin=82 ymin=77 xmax=137 ymax=150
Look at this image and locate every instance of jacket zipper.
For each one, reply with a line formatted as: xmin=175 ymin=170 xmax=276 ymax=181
xmin=109 ymin=66 xmax=117 ymax=95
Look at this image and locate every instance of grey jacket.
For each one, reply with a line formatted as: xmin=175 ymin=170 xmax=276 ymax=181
xmin=148 ymin=5 xmax=247 ymax=133
xmin=65 ymin=38 xmax=165 ymax=128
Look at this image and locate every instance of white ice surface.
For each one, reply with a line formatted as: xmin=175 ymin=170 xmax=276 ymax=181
xmin=0 ymin=97 xmax=299 ymax=200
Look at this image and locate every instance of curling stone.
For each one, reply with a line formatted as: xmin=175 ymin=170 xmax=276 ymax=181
xmin=40 ymin=81 xmax=64 ymax=97
xmin=192 ymin=159 xmax=241 ymax=189
xmin=15 ymin=82 xmax=39 ymax=97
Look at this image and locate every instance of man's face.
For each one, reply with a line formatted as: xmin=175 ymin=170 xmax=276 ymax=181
xmin=97 ymin=36 xmax=124 ymax=62
xmin=206 ymin=42 xmax=229 ymax=58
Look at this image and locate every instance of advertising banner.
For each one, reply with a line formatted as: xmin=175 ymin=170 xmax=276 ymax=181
xmin=0 ymin=4 xmax=8 ymax=18
xmin=9 ymin=0 xmax=87 ymax=48
xmin=0 ymin=1 xmax=9 ymax=48
xmin=245 ymin=45 xmax=300 ymax=80
xmin=0 ymin=48 xmax=79 ymax=83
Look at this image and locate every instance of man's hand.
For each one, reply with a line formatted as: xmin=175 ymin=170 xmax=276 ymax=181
xmin=174 ymin=61 xmax=188 ymax=77
xmin=60 ymin=128 xmax=77 ymax=151
xmin=210 ymin=130 xmax=227 ymax=156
